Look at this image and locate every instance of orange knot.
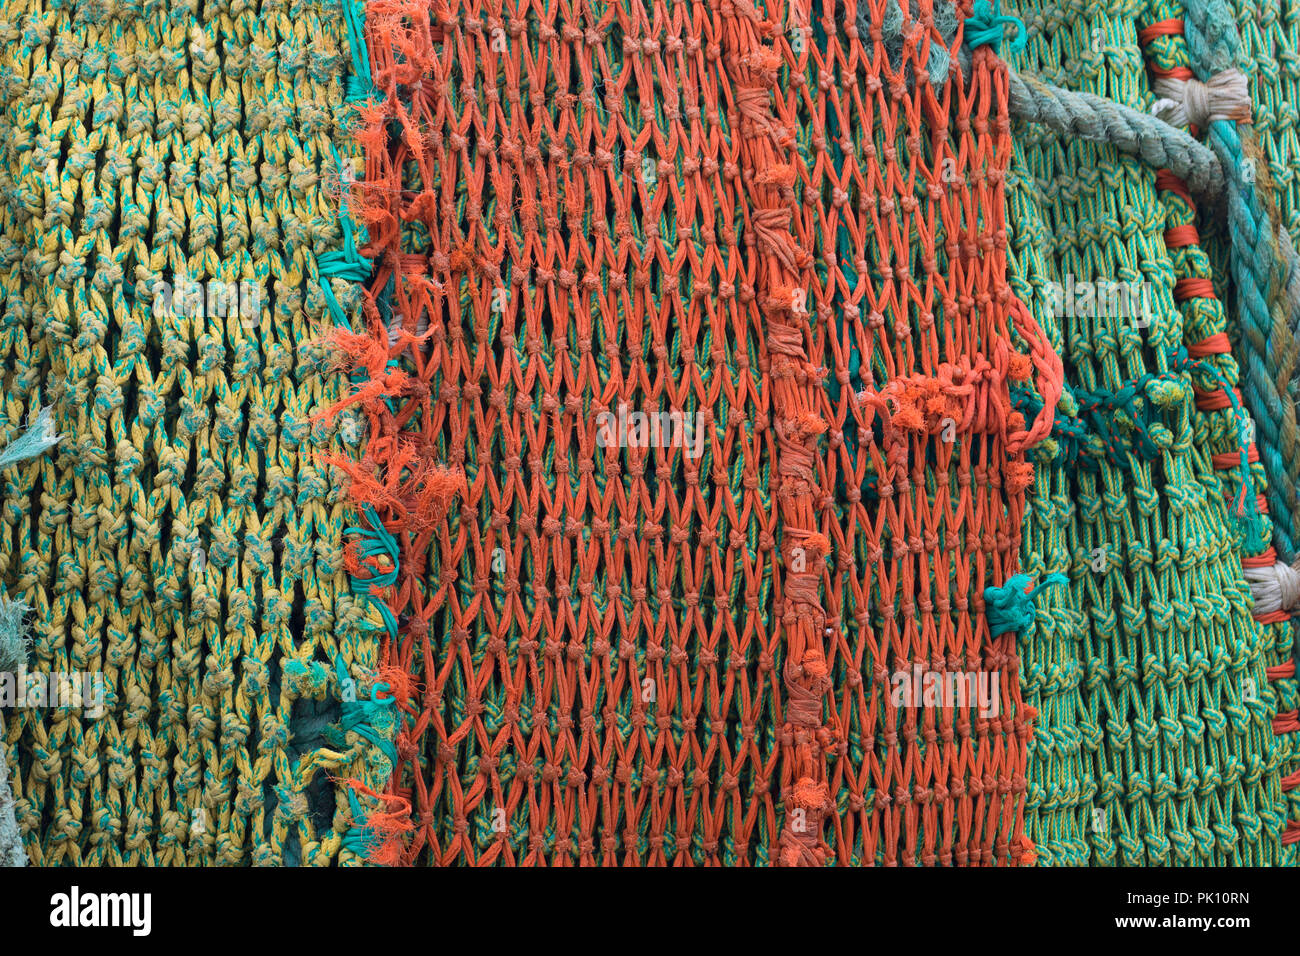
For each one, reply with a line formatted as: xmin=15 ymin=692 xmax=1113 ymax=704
xmin=777 ymin=776 xmax=832 ymax=865
xmin=344 ymin=540 xmax=394 ymax=581
xmin=374 ymin=664 xmax=415 ymax=707
xmin=789 ymin=411 xmax=827 ymax=443
xmin=448 ymin=241 xmax=477 ymax=273
xmin=893 ymin=401 xmax=925 ymax=431
xmin=740 ymin=48 xmax=782 ymax=78
xmin=1008 ymin=352 xmax=1032 ymax=381
xmin=401 ymin=191 xmax=438 ymax=223
xmin=778 ymin=834 xmax=826 ymax=867
xmin=877 ymin=365 xmax=984 ymax=435
xmin=801 ymin=532 xmax=831 ymax=558
xmin=764 ymin=285 xmax=800 ymax=316
xmin=1019 ymin=836 xmax=1038 ymax=867
xmin=756 ymin=164 xmax=797 ymax=188
xmin=800 ymin=646 xmax=829 ymax=681
xmin=789 ymin=777 xmax=833 ymax=812
xmin=1004 ymin=460 xmax=1034 ymax=494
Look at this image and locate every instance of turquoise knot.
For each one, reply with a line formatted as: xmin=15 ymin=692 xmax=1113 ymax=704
xmin=1074 ymin=369 xmax=1183 ymax=465
xmin=325 ymin=658 xmax=400 ymax=766
xmin=964 ymin=0 xmax=1027 ymax=55
xmin=984 ymin=573 xmax=1067 ymax=637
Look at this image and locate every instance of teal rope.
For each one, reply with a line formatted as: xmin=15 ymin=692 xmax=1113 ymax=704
xmin=327 ymin=7 xmax=407 ymax=867
xmin=341 ymin=787 xmax=397 ymax=858
xmin=1013 ymin=347 xmax=1259 ymax=540
xmin=963 ymin=0 xmax=1026 ymax=56
xmin=984 ymin=574 xmax=1067 ymax=637
xmin=1073 ymin=371 xmax=1183 ymax=465
xmin=1180 ymin=0 xmax=1299 ymax=560
xmin=342 ymin=0 xmax=377 ymax=103
xmin=324 ymin=658 xmax=399 ymax=767
xmin=319 ymin=143 xmax=374 ymax=328
xmin=325 ymin=30 xmax=399 ymax=653
xmin=1010 ymin=360 xmax=1200 ymax=474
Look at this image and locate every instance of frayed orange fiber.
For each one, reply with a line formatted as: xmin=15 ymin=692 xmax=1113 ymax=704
xmin=323 ymin=448 xmax=458 ymax=531
xmin=345 ymin=781 xmax=413 ymax=867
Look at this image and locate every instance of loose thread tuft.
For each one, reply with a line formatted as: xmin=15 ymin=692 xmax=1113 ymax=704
xmin=0 ymin=595 xmax=32 ymax=673
xmin=0 ymin=407 xmax=61 ymax=469
xmin=340 ymin=781 xmax=412 ymax=866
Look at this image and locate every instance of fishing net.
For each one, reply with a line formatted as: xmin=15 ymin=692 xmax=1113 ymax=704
xmin=1006 ymin=0 xmax=1292 ymax=864
xmin=1 ymin=0 xmax=1295 ymax=869
xmin=332 ymin=0 xmax=1059 ymax=865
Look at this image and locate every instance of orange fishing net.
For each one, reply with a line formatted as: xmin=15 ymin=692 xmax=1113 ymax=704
xmin=328 ymin=0 xmax=1061 ymax=865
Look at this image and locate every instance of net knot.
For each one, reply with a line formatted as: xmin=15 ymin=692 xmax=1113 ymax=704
xmin=983 ymin=573 xmax=1067 ymax=637
xmin=964 ymin=0 xmax=1026 ymax=56
xmin=1151 ymin=69 xmax=1251 ymax=128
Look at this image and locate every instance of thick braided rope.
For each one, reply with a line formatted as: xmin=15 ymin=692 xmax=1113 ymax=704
xmin=1007 ymin=69 xmax=1226 ymax=197
xmin=1179 ymin=0 xmax=1300 ymax=560
xmin=886 ymin=15 xmax=1227 ymax=199
xmin=1225 ymin=0 xmax=1300 ymax=251
xmin=1215 ymin=8 xmax=1300 ymax=842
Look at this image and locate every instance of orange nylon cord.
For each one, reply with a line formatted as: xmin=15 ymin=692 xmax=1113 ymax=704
xmin=330 ymin=0 xmax=1055 ymax=865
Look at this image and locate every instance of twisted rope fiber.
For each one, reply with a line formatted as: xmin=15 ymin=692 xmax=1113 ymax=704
xmin=1006 ymin=70 xmax=1225 ymax=199
xmin=1199 ymin=16 xmax=1300 ymax=849
xmin=1150 ymin=67 xmax=1250 ymax=127
xmin=1180 ymin=0 xmax=1300 ymax=561
xmin=1162 ymin=0 xmax=1300 ymax=851
xmin=1193 ymin=2 xmax=1300 ymax=630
